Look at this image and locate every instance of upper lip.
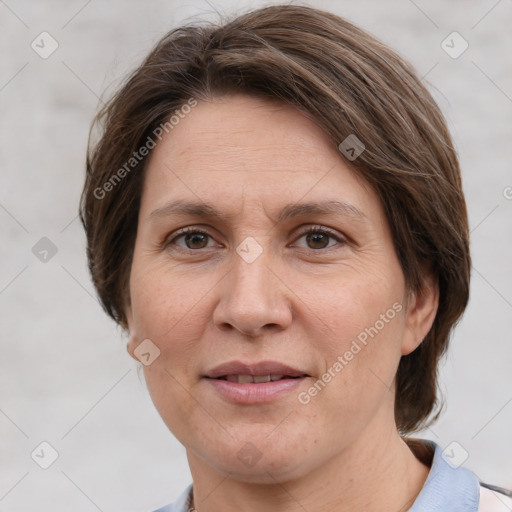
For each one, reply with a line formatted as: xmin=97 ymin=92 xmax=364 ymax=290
xmin=204 ymin=360 xmax=309 ymax=379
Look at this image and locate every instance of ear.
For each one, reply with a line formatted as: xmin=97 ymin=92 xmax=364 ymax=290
xmin=125 ymin=305 xmax=140 ymax=362
xmin=401 ymin=271 xmax=439 ymax=356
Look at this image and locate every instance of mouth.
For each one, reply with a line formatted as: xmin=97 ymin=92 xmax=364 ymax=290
xmin=202 ymin=361 xmax=310 ymax=403
xmin=204 ymin=373 xmax=308 ymax=404
xmin=212 ymin=374 xmax=307 ymax=383
xmin=203 ymin=360 xmax=309 ymax=381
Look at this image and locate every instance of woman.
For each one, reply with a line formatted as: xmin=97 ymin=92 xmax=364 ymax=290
xmin=80 ymin=5 xmax=511 ymax=511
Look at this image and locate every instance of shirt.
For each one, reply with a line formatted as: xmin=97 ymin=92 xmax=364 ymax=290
xmin=152 ymin=440 xmax=512 ymax=512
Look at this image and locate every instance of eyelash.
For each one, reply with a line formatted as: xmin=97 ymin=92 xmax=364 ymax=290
xmin=164 ymin=225 xmax=346 ymax=252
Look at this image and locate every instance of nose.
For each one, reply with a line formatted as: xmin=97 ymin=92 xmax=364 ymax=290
xmin=212 ymin=248 xmax=293 ymax=337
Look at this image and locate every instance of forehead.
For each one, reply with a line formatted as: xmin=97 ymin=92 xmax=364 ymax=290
xmin=161 ymin=94 xmax=337 ymax=168
xmin=140 ymin=94 xmax=378 ymax=221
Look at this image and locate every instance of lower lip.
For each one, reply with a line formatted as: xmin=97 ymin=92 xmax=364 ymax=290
xmin=204 ymin=377 xmax=307 ymax=403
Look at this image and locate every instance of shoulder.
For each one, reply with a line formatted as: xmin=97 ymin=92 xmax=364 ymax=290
xmin=478 ymin=483 xmax=512 ymax=512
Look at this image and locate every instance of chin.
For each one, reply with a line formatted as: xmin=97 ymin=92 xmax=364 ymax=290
xmin=197 ymin=438 xmax=317 ymax=484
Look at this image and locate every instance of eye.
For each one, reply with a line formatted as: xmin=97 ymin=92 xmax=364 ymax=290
xmin=166 ymin=227 xmax=216 ymax=250
xmin=164 ymin=225 xmax=346 ymax=252
xmin=293 ymin=225 xmax=346 ymax=250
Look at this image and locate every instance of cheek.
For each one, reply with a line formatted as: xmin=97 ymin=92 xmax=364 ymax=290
xmin=299 ymin=266 xmax=405 ymax=408
xmin=128 ymin=260 xmax=209 ymax=395
xmin=129 ymin=255 xmax=215 ymax=340
xmin=303 ymin=259 xmax=404 ymax=346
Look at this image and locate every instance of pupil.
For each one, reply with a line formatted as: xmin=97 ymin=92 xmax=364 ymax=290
xmin=186 ymin=233 xmax=207 ymax=249
xmin=307 ymin=233 xmax=328 ymax=249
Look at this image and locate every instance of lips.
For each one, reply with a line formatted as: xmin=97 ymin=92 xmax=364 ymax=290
xmin=203 ymin=360 xmax=309 ymax=381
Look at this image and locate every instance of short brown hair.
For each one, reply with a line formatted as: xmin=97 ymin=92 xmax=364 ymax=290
xmin=80 ymin=4 xmax=470 ymax=433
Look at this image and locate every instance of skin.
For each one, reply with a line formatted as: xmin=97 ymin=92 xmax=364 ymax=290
xmin=126 ymin=94 xmax=439 ymax=512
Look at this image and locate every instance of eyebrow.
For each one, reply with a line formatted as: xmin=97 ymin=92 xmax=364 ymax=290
xmin=149 ymin=199 xmax=367 ymax=225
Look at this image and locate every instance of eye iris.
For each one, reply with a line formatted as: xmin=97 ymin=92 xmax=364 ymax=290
xmin=307 ymin=232 xmax=329 ymax=249
xmin=185 ymin=232 xmax=208 ymax=249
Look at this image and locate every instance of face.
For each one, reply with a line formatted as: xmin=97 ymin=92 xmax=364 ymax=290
xmin=126 ymin=94 xmax=437 ymax=484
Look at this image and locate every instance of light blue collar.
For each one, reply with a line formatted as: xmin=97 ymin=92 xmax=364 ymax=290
xmin=409 ymin=440 xmax=480 ymax=511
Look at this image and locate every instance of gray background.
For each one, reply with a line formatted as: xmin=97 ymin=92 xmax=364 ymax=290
xmin=1 ymin=0 xmax=511 ymax=510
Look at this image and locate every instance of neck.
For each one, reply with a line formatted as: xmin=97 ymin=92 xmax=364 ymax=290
xmin=187 ymin=424 xmax=430 ymax=512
